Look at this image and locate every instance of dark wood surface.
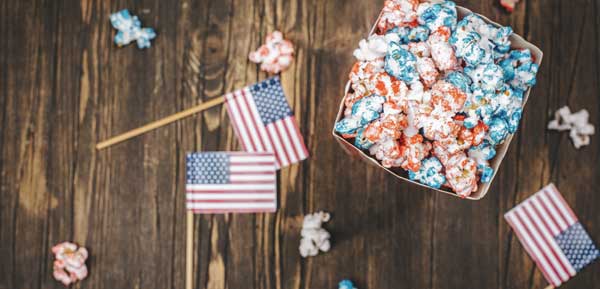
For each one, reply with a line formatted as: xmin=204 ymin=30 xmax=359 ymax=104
xmin=1 ymin=0 xmax=599 ymax=288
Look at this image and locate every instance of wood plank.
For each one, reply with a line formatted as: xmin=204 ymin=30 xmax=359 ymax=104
xmin=0 ymin=1 xmax=599 ymax=289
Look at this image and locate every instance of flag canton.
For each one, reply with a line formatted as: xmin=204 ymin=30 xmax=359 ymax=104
xmin=251 ymin=77 xmax=293 ymax=125
xmin=555 ymin=222 xmax=600 ymax=272
xmin=186 ymin=153 xmax=230 ymax=184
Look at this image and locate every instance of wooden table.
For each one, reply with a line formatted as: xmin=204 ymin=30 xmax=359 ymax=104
xmin=1 ymin=0 xmax=598 ymax=288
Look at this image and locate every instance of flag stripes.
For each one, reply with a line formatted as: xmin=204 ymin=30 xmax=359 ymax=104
xmin=504 ymin=184 xmax=594 ymax=287
xmin=224 ymin=78 xmax=308 ymax=169
xmin=186 ymin=152 xmax=277 ymax=214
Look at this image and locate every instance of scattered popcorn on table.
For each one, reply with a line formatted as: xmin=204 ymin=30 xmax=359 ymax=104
xmin=110 ymin=9 xmax=156 ymax=49
xmin=548 ymin=106 xmax=595 ymax=149
xmin=335 ymin=1 xmax=539 ymax=197
xmin=338 ymin=279 xmax=358 ymax=289
xmin=500 ymin=0 xmax=520 ymax=12
xmin=249 ymin=31 xmax=294 ymax=74
xmin=52 ymin=242 xmax=89 ymax=286
xmin=299 ymin=211 xmax=331 ymax=257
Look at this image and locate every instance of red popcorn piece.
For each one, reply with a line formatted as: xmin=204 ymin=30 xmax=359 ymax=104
xmin=377 ymin=0 xmax=420 ymax=33
xmin=427 ymin=27 xmax=458 ymax=72
xmin=500 ymin=0 xmax=519 ymax=12
xmin=430 ymin=80 xmax=467 ymax=113
xmin=348 ymin=60 xmax=385 ymax=106
xmin=444 ymin=152 xmax=478 ymax=197
xmin=369 ymin=72 xmax=408 ymax=100
xmin=364 ymin=114 xmax=407 ymax=144
xmin=370 ymin=139 xmax=405 ymax=167
xmin=249 ymin=31 xmax=294 ymax=74
xmin=52 ymin=242 xmax=89 ymax=286
xmin=398 ymin=133 xmax=432 ymax=172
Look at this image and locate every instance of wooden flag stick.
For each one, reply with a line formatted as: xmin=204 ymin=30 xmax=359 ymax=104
xmin=185 ymin=211 xmax=194 ymax=289
xmin=96 ymin=96 xmax=226 ymax=150
xmin=543 ymin=286 xmax=554 ymax=289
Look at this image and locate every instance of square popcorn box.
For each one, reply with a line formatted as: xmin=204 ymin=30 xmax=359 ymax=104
xmin=332 ymin=1 xmax=543 ymax=200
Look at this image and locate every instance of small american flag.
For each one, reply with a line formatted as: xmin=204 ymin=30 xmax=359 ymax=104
xmin=504 ymin=184 xmax=599 ymax=287
xmin=225 ymin=77 xmax=309 ymax=169
xmin=186 ymin=152 xmax=277 ymax=213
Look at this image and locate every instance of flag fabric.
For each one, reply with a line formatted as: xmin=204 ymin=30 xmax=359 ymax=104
xmin=224 ymin=77 xmax=309 ymax=169
xmin=504 ymin=183 xmax=599 ymax=287
xmin=186 ymin=152 xmax=277 ymax=213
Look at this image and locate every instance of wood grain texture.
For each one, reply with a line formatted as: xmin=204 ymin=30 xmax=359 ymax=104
xmin=1 ymin=0 xmax=599 ymax=289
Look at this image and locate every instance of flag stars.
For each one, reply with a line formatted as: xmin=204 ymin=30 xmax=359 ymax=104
xmin=556 ymin=222 xmax=600 ymax=272
xmin=186 ymin=152 xmax=230 ymax=184
xmin=252 ymin=77 xmax=293 ymax=124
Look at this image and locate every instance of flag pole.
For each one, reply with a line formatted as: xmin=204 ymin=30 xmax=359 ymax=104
xmin=185 ymin=211 xmax=194 ymax=289
xmin=543 ymin=286 xmax=554 ymax=289
xmin=96 ymin=96 xmax=226 ymax=150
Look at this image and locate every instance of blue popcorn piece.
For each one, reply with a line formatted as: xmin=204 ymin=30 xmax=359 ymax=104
xmin=450 ymin=30 xmax=489 ymax=67
xmin=408 ymin=25 xmax=430 ymax=43
xmin=490 ymin=26 xmax=512 ymax=58
xmin=338 ymin=280 xmax=356 ymax=289
xmin=487 ymin=117 xmax=509 ymax=144
xmin=408 ymin=157 xmax=446 ymax=189
xmin=385 ymin=27 xmax=411 ymax=45
xmin=417 ymin=1 xmax=458 ymax=32
xmin=499 ymin=49 xmax=539 ymax=91
xmin=351 ymin=95 xmax=385 ymax=123
xmin=478 ymin=164 xmax=494 ymax=183
xmin=354 ymin=127 xmax=374 ymax=150
xmin=446 ymin=71 xmax=472 ymax=94
xmin=462 ymin=88 xmax=496 ymax=128
xmin=385 ymin=42 xmax=418 ymax=83
xmin=386 ymin=26 xmax=431 ymax=45
xmin=334 ymin=95 xmax=385 ymax=135
xmin=465 ymin=63 xmax=504 ymax=94
xmin=334 ymin=117 xmax=362 ymax=135
xmin=468 ymin=141 xmax=496 ymax=183
xmin=506 ymin=107 xmax=522 ymax=133
xmin=451 ymin=14 xmax=513 ymax=66
xmin=110 ymin=9 xmax=156 ymax=49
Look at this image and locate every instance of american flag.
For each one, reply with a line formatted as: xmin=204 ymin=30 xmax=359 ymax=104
xmin=225 ymin=77 xmax=309 ymax=169
xmin=504 ymin=184 xmax=599 ymax=287
xmin=186 ymin=152 xmax=277 ymax=213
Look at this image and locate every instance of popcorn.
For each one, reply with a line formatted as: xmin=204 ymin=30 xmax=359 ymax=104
xmin=249 ymin=31 xmax=295 ymax=74
xmin=465 ymin=63 xmax=504 ymax=94
xmin=348 ymin=60 xmax=385 ymax=105
xmin=408 ymin=157 xmax=446 ymax=188
xmin=486 ymin=117 xmax=510 ymax=145
xmin=468 ymin=141 xmax=496 ymax=183
xmin=548 ymin=106 xmax=595 ymax=149
xmin=444 ymin=152 xmax=478 ymax=197
xmin=499 ymin=49 xmax=539 ymax=91
xmin=334 ymin=95 xmax=385 ymax=136
xmin=52 ymin=242 xmax=89 ymax=286
xmin=427 ymin=26 xmax=458 ymax=72
xmin=110 ymin=9 xmax=156 ymax=49
xmin=339 ymin=280 xmax=358 ymax=289
xmin=385 ymin=42 xmax=419 ymax=83
xmin=299 ymin=212 xmax=331 ymax=257
xmin=337 ymin=1 xmax=540 ymax=197
xmin=377 ymin=0 xmax=420 ymax=33
xmin=500 ymin=0 xmax=520 ymax=12
xmin=417 ymin=1 xmax=458 ymax=32
xmin=450 ymin=14 xmax=512 ymax=66
xmin=398 ymin=133 xmax=432 ymax=171
xmin=354 ymin=35 xmax=388 ymax=61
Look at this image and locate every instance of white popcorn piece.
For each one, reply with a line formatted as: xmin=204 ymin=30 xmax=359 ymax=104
xmin=548 ymin=106 xmax=595 ymax=149
xmin=299 ymin=211 xmax=331 ymax=257
xmin=353 ymin=35 xmax=388 ymax=62
xmin=52 ymin=242 xmax=89 ymax=286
